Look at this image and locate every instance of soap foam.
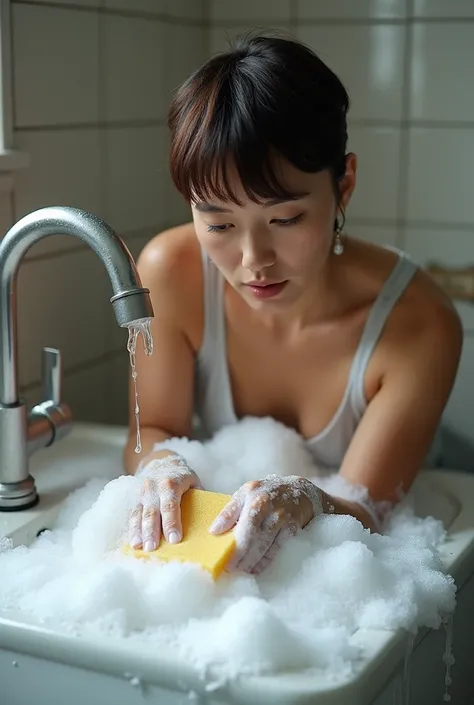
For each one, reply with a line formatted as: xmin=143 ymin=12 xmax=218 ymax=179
xmin=0 ymin=417 xmax=457 ymax=688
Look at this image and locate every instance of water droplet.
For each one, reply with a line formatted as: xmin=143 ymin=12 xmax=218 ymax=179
xmin=442 ymin=616 xmax=455 ymax=703
xmin=402 ymin=631 xmax=415 ymax=704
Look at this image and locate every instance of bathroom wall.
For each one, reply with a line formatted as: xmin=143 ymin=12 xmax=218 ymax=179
xmin=2 ymin=0 xmax=206 ymax=423
xmin=3 ymin=0 xmax=474 ymax=447
xmin=209 ymin=0 xmax=474 ymax=445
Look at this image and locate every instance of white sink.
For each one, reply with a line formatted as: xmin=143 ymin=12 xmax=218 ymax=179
xmin=1 ymin=423 xmax=474 ymax=705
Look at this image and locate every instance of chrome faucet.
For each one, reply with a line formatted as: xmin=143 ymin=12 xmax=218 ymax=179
xmin=0 ymin=206 xmax=154 ymax=512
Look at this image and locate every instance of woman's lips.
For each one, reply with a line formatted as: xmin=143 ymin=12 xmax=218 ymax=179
xmin=244 ymin=281 xmax=288 ymax=299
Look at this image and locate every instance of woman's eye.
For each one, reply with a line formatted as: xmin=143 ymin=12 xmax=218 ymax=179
xmin=206 ymin=223 xmax=231 ymax=233
xmin=271 ymin=214 xmax=303 ymax=227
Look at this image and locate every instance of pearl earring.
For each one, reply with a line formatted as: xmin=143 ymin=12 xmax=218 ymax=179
xmin=333 ymin=225 xmax=345 ymax=256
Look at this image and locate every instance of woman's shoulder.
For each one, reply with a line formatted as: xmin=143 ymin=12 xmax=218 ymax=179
xmin=138 ymin=221 xmax=201 ymax=275
xmin=136 ymin=221 xmax=204 ymax=350
xmin=354 ymin=238 xmax=463 ymax=367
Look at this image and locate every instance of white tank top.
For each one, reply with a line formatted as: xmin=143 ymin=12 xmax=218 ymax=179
xmin=194 ymin=248 xmax=419 ymax=472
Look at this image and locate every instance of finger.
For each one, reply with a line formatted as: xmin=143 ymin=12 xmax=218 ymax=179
xmin=159 ymin=487 xmax=182 ymax=544
xmin=227 ymin=503 xmax=276 ymax=572
xmin=208 ymin=496 xmax=243 ymax=535
xmin=251 ymin=521 xmax=298 ymax=575
xmin=141 ymin=503 xmax=160 ymax=552
xmin=230 ymin=491 xmax=272 ymax=543
xmin=129 ymin=504 xmax=144 ymax=548
xmin=234 ymin=510 xmax=281 ymax=573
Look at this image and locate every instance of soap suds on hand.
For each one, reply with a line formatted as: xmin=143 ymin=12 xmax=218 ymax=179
xmin=0 ymin=417 xmax=456 ymax=688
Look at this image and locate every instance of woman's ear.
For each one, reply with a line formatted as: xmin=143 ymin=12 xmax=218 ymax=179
xmin=338 ymin=152 xmax=357 ymax=210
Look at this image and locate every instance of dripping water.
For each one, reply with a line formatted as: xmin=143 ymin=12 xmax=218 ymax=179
xmin=402 ymin=631 xmax=416 ymax=705
xmin=442 ymin=615 xmax=455 ymax=702
xmin=126 ymin=318 xmax=153 ymax=453
xmin=392 ymin=617 xmax=455 ymax=705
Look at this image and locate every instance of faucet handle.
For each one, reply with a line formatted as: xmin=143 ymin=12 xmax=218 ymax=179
xmin=28 ymin=347 xmax=72 ymax=453
xmin=42 ymin=347 xmax=62 ymax=404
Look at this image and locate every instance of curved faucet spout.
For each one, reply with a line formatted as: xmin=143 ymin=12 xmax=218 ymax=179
xmin=0 ymin=206 xmax=154 ymax=511
xmin=0 ymin=206 xmax=153 ymax=405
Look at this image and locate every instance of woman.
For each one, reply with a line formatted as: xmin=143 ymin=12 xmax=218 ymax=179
xmin=124 ymin=34 xmax=462 ymax=575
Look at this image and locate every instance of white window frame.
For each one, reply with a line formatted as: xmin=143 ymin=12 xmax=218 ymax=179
xmin=0 ymin=0 xmax=29 ymax=194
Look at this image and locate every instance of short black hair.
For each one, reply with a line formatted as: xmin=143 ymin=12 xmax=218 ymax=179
xmin=168 ymin=32 xmax=350 ymax=206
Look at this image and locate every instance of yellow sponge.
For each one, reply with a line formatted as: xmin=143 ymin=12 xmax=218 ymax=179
xmin=123 ymin=488 xmax=235 ymax=580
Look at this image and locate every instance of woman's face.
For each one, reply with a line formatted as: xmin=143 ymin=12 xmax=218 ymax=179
xmin=191 ymin=154 xmax=356 ymax=311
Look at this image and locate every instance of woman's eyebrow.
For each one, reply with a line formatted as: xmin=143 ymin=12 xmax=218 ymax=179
xmin=194 ymin=193 xmax=309 ymax=213
xmin=263 ymin=193 xmax=309 ymax=207
xmin=194 ymin=203 xmax=233 ymax=213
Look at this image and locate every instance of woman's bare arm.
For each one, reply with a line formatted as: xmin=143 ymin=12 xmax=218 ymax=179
xmin=331 ymin=299 xmax=463 ymax=530
xmin=123 ymin=225 xmax=201 ymax=475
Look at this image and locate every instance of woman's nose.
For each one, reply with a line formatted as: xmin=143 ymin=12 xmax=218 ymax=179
xmin=241 ymin=233 xmax=275 ymax=272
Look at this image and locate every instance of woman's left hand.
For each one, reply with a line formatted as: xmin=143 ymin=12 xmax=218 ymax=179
xmin=208 ymin=474 xmax=324 ymax=575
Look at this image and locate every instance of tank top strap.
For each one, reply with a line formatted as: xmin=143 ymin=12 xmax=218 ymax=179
xmin=199 ymin=247 xmax=226 ymax=365
xmin=349 ymin=253 xmax=419 ymax=415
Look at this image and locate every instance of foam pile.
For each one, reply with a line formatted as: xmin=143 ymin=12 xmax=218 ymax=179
xmin=0 ymin=418 xmax=456 ymax=687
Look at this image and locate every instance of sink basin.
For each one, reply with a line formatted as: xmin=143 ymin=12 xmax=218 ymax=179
xmin=0 ymin=423 xmax=125 ymax=548
xmin=1 ymin=423 xmax=474 ymax=705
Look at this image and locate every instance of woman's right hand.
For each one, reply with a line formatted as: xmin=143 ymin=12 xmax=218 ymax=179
xmin=129 ymin=454 xmax=202 ymax=552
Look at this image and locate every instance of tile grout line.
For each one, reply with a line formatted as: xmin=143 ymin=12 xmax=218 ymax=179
xmin=9 ymin=0 xmax=20 ymax=223
xmin=348 ymin=217 xmax=474 ymax=232
xmin=209 ymin=16 xmax=474 ymax=27
xmin=11 ymin=2 xmax=474 ymax=25
xmin=20 ymin=346 xmax=128 ymax=395
xmin=396 ymin=0 xmax=414 ymax=251
xmin=97 ymin=0 xmax=110 ymax=416
xmin=289 ymin=0 xmax=298 ymax=36
xmin=15 ymin=118 xmax=167 ymax=132
xmin=15 ymin=121 xmax=474 ymax=135
xmin=12 ymin=0 xmax=206 ymax=26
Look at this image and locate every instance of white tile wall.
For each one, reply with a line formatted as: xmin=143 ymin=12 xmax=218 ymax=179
xmin=347 ymin=223 xmax=398 ymax=248
xmin=411 ymin=24 xmax=474 ymax=121
xmin=296 ymin=0 xmax=407 ymax=20
xmin=32 ymin=0 xmax=101 ymax=6
xmin=13 ymin=4 xmax=100 ymax=127
xmin=104 ymin=125 xmax=167 ymax=233
xmin=10 ymin=0 xmax=474 ymax=438
xmin=444 ymin=336 xmax=474 ymax=441
xmin=104 ymin=0 xmax=166 ymax=12
xmin=412 ymin=0 xmax=474 ymax=18
xmin=10 ymin=0 xmax=207 ymax=423
xmin=61 ymin=362 xmax=109 ymax=423
xmin=209 ymin=24 xmax=294 ymax=55
xmin=207 ymin=0 xmax=474 ymax=447
xmin=0 ymin=193 xmax=14 ymax=238
xmin=164 ymin=24 xmax=207 ymax=98
xmin=105 ymin=0 xmax=205 ymax=19
xmin=14 ymin=129 xmax=103 ymax=255
xmin=17 ymin=250 xmax=110 ymax=386
xmin=347 ymin=126 xmax=401 ymax=220
xmin=297 ymin=24 xmax=406 ymax=121
xmin=210 ymin=0 xmax=290 ymax=23
xmin=405 ymin=228 xmax=474 ymax=333
xmin=103 ymin=14 xmax=166 ymax=122
xmin=165 ymin=0 xmax=205 ymax=20
xmin=406 ymin=128 xmax=474 ymax=225
xmin=105 ymin=351 xmax=131 ymax=426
